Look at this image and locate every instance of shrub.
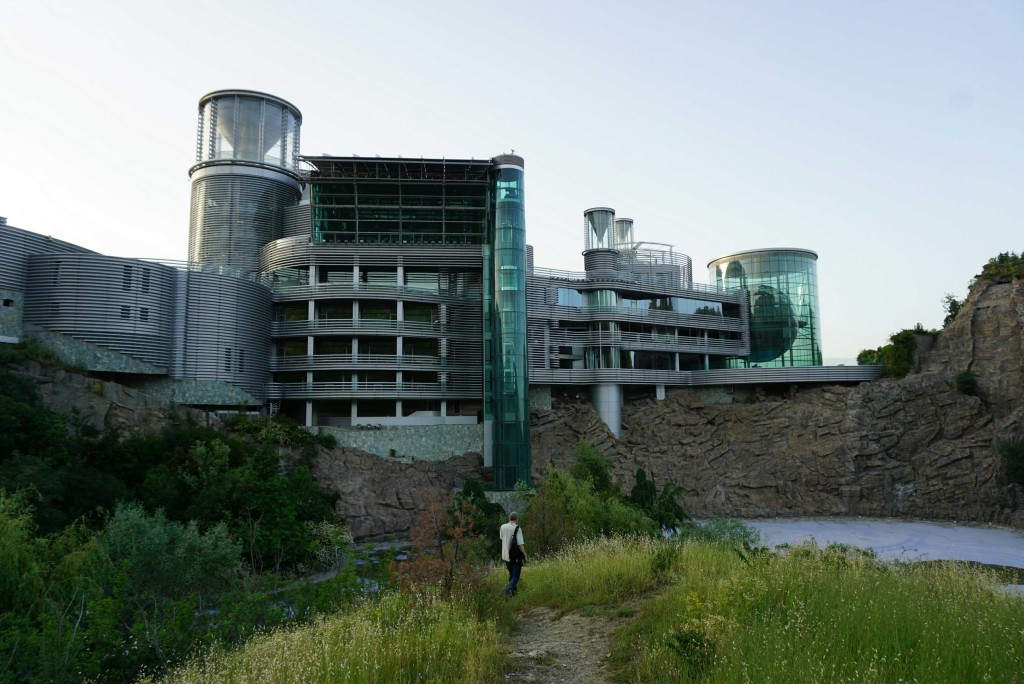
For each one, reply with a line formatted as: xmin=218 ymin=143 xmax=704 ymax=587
xmin=399 ymin=495 xmax=491 ymax=599
xmin=1000 ymin=438 xmax=1024 ymax=486
xmin=523 ymin=467 xmax=657 ymax=555
xmin=955 ymin=370 xmax=979 ymax=396
xmin=629 ymin=469 xmax=688 ymax=530
xmin=975 ymin=251 xmax=1024 ymax=283
xmin=570 ymin=440 xmax=617 ymax=496
xmin=676 ymin=517 xmax=760 ymax=547
xmin=942 ymin=293 xmax=964 ymax=327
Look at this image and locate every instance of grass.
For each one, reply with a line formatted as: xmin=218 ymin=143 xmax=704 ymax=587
xmin=612 ymin=542 xmax=1024 ymax=683
xmin=155 ymin=592 xmax=503 ymax=683
xmin=153 ymin=532 xmax=1024 ymax=683
xmin=502 ymin=535 xmax=692 ymax=610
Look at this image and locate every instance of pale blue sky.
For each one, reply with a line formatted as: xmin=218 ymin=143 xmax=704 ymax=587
xmin=1 ymin=1 xmax=1021 ymax=359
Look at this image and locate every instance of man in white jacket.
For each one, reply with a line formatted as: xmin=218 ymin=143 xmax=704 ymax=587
xmin=499 ymin=512 xmax=527 ymax=597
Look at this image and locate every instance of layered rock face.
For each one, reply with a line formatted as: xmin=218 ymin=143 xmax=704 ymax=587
xmin=533 ymin=278 xmax=1024 ymax=527
xmin=9 ymin=279 xmax=1023 ymax=537
xmin=312 ymin=451 xmax=482 ymax=539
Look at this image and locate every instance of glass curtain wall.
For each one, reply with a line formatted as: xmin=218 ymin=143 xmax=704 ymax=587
xmin=309 ymin=161 xmax=488 ymax=245
xmin=710 ymin=249 xmax=822 ymax=367
xmin=486 ymin=163 xmax=530 ymax=489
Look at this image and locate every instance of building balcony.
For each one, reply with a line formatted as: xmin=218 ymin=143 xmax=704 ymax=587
xmin=265 ymin=380 xmax=479 ymax=400
xmin=271 ymin=318 xmax=456 ymax=337
xmin=270 ymin=353 xmax=447 ymax=371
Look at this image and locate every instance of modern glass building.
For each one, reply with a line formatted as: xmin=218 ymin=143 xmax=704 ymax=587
xmin=709 ymin=249 xmax=822 ymax=367
xmin=0 ymin=89 xmax=884 ymax=490
xmin=528 ymin=208 xmax=749 ymax=434
xmin=261 ymin=155 xmax=530 ymax=484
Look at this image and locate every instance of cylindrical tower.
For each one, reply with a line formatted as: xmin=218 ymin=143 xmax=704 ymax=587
xmin=487 ymin=154 xmax=530 ymax=489
xmin=584 ymin=208 xmax=616 ymax=250
xmin=614 ymin=217 xmax=634 ymax=248
xmin=188 ymin=90 xmax=303 ymax=274
xmin=708 ymin=248 xmax=822 ymax=367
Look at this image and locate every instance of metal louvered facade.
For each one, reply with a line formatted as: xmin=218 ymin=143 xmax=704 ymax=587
xmin=188 ymin=169 xmax=302 ymax=273
xmin=24 ymin=254 xmax=177 ymax=369
xmin=1 ymin=221 xmax=97 ymax=343
xmin=188 ymin=90 xmax=304 ymax=275
xmin=177 ymin=270 xmax=272 ymax=400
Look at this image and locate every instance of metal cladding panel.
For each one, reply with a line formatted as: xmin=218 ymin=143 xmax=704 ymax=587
xmin=262 ymin=237 xmax=484 ymax=401
xmin=189 ymin=173 xmax=301 ymax=273
xmin=0 ymin=224 xmax=95 ymax=290
xmin=282 ymin=203 xmax=311 ymax=239
xmin=583 ymin=249 xmax=620 ymax=277
xmin=531 ymin=365 xmax=883 ymax=386
xmin=178 ymin=271 xmax=271 ymax=400
xmin=24 ymin=254 xmax=176 ymax=368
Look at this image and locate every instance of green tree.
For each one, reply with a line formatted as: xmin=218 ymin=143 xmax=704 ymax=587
xmin=975 ymin=251 xmax=1024 ymax=282
xmin=570 ymin=440 xmax=617 ymax=497
xmin=523 ymin=467 xmax=657 ymax=556
xmin=942 ymin=293 xmax=964 ymax=327
xmin=856 ymin=348 xmax=882 ymax=366
xmin=628 ymin=469 xmax=688 ymax=530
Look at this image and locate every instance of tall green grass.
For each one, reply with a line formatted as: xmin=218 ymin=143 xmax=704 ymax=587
xmin=613 ymin=542 xmax=1024 ymax=683
xmin=505 ymin=535 xmax=740 ymax=611
xmin=155 ymin=533 xmax=1024 ymax=683
xmin=155 ymin=592 xmax=502 ymax=683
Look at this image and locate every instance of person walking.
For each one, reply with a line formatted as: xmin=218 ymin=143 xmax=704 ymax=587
xmin=500 ymin=511 xmax=527 ymax=597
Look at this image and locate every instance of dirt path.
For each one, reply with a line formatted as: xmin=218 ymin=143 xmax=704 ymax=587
xmin=502 ymin=606 xmax=617 ymax=683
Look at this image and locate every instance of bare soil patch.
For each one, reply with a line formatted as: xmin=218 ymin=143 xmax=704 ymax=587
xmin=502 ymin=606 xmax=618 ymax=683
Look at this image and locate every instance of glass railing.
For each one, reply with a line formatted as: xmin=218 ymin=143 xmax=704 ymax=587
xmin=530 ymin=266 xmax=723 ymax=295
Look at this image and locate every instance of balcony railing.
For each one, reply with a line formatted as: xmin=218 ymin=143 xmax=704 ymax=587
xmin=528 ymin=365 xmax=884 ymax=387
xmin=271 ymin=318 xmax=448 ymax=336
xmin=265 ymin=380 xmax=480 ymax=399
xmin=271 ymin=353 xmax=446 ymax=371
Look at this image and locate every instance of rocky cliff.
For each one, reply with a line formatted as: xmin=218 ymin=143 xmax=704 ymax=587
xmin=8 ymin=278 xmax=1024 ymax=536
xmin=533 ymin=278 xmax=1024 ymax=527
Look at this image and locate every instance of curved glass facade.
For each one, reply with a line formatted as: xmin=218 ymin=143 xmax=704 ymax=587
xmin=487 ymin=161 xmax=530 ymax=489
xmin=196 ymin=91 xmax=301 ymax=172
xmin=584 ymin=208 xmax=616 ymax=250
xmin=709 ymin=249 xmax=822 ymax=367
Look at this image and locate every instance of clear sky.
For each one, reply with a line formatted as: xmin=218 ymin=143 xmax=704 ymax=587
xmin=1 ymin=1 xmax=1021 ymax=360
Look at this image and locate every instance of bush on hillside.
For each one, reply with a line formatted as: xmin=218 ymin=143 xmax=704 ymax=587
xmin=1001 ymin=438 xmax=1024 ymax=486
xmin=523 ymin=467 xmax=658 ymax=556
xmin=955 ymin=370 xmax=979 ymax=396
xmin=975 ymin=251 xmax=1024 ymax=283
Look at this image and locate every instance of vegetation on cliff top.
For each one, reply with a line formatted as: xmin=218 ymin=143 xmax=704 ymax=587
xmin=975 ymin=251 xmax=1024 ymax=283
xmin=857 ymin=251 xmax=1023 ymax=377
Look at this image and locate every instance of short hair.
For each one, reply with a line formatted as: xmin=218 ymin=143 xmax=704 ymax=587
xmin=509 ymin=512 xmax=519 ymax=521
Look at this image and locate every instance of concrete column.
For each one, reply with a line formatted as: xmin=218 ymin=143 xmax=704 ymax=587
xmin=305 ymin=400 xmax=313 ymax=427
xmin=591 ymin=383 xmax=622 ymax=438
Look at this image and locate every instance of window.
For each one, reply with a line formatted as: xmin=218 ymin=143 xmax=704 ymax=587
xmin=223 ymin=348 xmax=232 ymax=372
xmin=2 ymin=299 xmax=12 ymax=307
xmin=120 ymin=306 xmax=130 ymax=319
xmin=140 ymin=269 xmax=150 ymax=293
xmin=139 ymin=307 xmax=149 ymax=321
xmin=122 ymin=265 xmax=132 ymax=291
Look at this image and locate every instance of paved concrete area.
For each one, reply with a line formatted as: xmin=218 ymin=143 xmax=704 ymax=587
xmin=743 ymin=518 xmax=1024 ymax=569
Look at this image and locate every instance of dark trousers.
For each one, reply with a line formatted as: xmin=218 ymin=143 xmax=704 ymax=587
xmin=504 ymin=560 xmax=522 ymax=596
